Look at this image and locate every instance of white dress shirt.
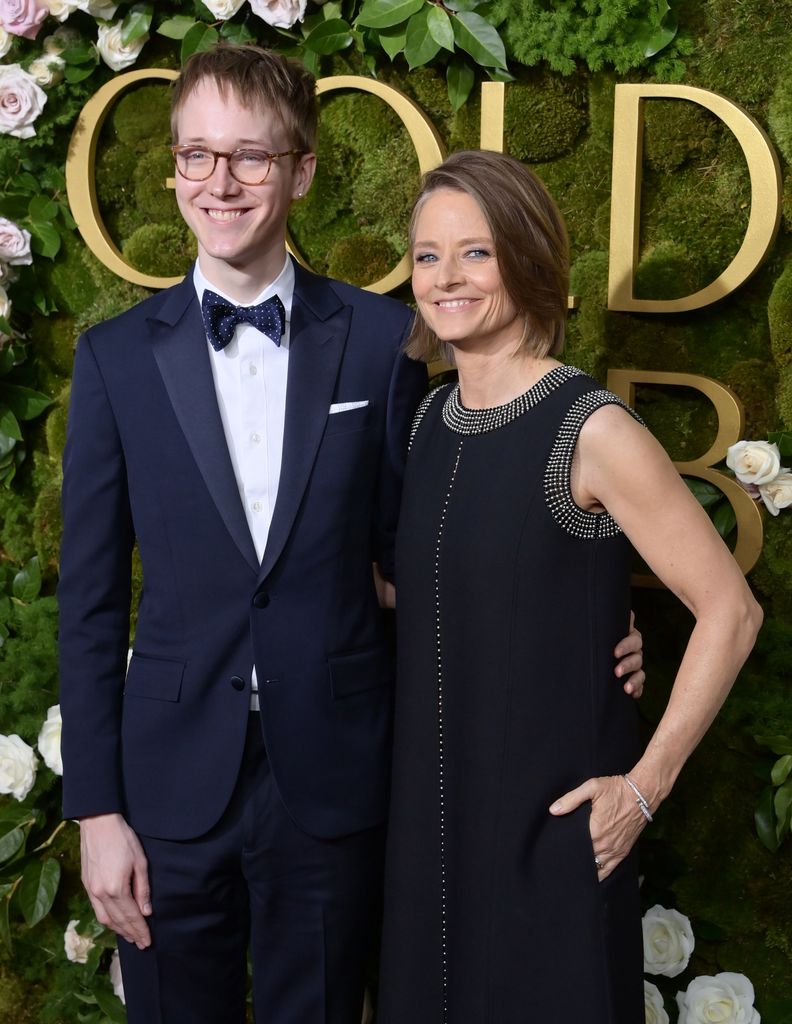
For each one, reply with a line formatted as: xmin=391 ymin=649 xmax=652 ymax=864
xmin=193 ymin=255 xmax=294 ymax=709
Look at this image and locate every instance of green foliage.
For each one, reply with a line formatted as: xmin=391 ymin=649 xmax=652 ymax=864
xmin=504 ymin=73 xmax=589 ymax=163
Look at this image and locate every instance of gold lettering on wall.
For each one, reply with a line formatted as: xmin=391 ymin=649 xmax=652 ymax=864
xmin=479 ymin=81 xmax=505 ymax=153
xmin=65 ymin=68 xmax=180 ymax=291
xmin=607 ymin=369 xmax=764 ymax=582
xmin=608 ymin=84 xmax=782 ymax=313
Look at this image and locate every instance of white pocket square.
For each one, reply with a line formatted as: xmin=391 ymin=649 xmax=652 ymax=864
xmin=329 ymin=400 xmax=369 ymax=414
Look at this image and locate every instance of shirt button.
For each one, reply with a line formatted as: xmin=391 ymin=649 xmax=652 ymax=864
xmin=252 ymin=500 xmax=263 ymax=513
xmin=248 ymin=364 xmax=258 ymax=376
xmin=251 ymin=433 xmax=261 ymax=444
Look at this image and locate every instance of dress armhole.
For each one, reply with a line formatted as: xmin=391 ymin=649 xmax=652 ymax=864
xmin=408 ymin=384 xmax=447 ymax=451
xmin=543 ymin=390 xmax=645 ymax=540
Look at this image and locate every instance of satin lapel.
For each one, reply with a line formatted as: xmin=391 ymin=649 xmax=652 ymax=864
xmin=148 ymin=279 xmax=259 ymax=573
xmin=259 ymin=268 xmax=350 ymax=581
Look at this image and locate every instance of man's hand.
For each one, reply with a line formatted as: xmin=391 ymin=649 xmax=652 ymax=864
xmin=79 ymin=813 xmax=152 ymax=949
xmin=614 ymin=611 xmax=645 ymax=698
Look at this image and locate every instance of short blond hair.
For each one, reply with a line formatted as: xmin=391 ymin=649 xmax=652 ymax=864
xmin=171 ymin=43 xmax=318 ymax=154
xmin=406 ymin=150 xmax=569 ymax=363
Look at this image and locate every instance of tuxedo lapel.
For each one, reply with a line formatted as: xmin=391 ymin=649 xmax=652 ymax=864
xmin=259 ymin=264 xmax=350 ymax=581
xmin=148 ymin=276 xmax=260 ymax=573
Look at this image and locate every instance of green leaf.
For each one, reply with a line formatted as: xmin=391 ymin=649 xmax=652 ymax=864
xmin=0 ymin=432 xmax=16 ymax=459
xmin=93 ymin=987 xmax=127 ymax=1023
xmin=28 ymin=196 xmax=59 ymax=224
xmin=640 ymin=20 xmax=678 ymax=58
xmin=0 ymin=827 xmax=25 ymax=865
xmin=0 ymin=409 xmax=22 ymax=442
xmin=121 ymin=3 xmax=153 ymax=46
xmin=303 ymin=18 xmax=354 ymax=55
xmin=445 ymin=0 xmax=481 ymax=10
xmin=30 ymin=222 xmax=62 ymax=260
xmin=452 ymin=10 xmax=507 ymax=68
xmin=773 ymin=778 xmax=792 ymax=838
xmin=712 ymin=501 xmax=736 ymax=537
xmin=446 ymin=57 xmax=475 ymax=111
xmin=404 ymin=8 xmax=441 ymax=67
xmin=683 ymin=477 xmax=722 ymax=508
xmin=0 ymin=194 xmax=31 ymax=221
xmin=220 ymin=20 xmax=256 ymax=44
xmin=771 ymin=754 xmax=792 ymax=786
xmin=156 ymin=15 xmax=197 ymax=40
xmin=768 ymin=430 xmax=792 ymax=458
xmin=355 ymin=0 xmax=424 ymax=30
xmin=762 ymin=999 xmax=792 ymax=1024
xmin=427 ymin=4 xmax=454 ymax=50
xmin=13 ymin=556 xmax=41 ymax=603
xmin=60 ymin=42 xmax=98 ymax=65
xmin=0 ymin=383 xmax=51 ymax=420
xmin=0 ymin=895 xmax=10 ymax=953
xmin=755 ymin=785 xmax=781 ymax=852
xmin=754 ymin=734 xmax=792 ymax=756
xmin=322 ymin=2 xmax=343 ymax=18
xmin=0 ymin=315 xmax=11 ymax=337
xmin=376 ymin=22 xmax=407 ymax=58
xmin=19 ymin=858 xmax=60 ymax=928
xmin=181 ymin=23 xmax=219 ymax=63
xmin=64 ymin=64 xmax=98 ymax=85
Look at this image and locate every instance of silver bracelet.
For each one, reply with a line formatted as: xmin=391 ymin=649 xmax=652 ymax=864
xmin=623 ymin=773 xmax=653 ymax=823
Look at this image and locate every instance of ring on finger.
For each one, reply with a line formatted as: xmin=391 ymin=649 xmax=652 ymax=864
xmin=594 ymin=855 xmax=603 ymax=869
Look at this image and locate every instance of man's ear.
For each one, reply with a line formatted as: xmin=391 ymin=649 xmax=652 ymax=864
xmin=293 ymin=151 xmax=317 ymax=199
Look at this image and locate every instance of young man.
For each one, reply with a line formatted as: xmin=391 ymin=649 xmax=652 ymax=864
xmin=59 ymin=44 xmax=644 ymax=1023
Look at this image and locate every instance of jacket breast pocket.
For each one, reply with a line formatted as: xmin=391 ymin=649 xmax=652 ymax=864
xmin=324 ymin=404 xmax=372 ymax=436
xmin=124 ymin=653 xmax=184 ymax=702
xmin=328 ymin=645 xmax=394 ymax=699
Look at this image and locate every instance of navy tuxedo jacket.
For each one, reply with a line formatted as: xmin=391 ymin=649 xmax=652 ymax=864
xmin=59 ymin=261 xmax=426 ymax=841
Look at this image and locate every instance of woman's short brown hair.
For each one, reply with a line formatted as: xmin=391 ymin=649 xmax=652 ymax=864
xmin=170 ymin=43 xmax=318 ymax=155
xmin=405 ymin=150 xmax=569 ymax=363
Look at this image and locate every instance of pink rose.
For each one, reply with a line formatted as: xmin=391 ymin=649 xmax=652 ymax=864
xmin=0 ymin=217 xmax=31 ymax=265
xmin=0 ymin=63 xmax=47 ymax=138
xmin=249 ymin=0 xmax=307 ymax=30
xmin=0 ymin=0 xmax=47 ymax=40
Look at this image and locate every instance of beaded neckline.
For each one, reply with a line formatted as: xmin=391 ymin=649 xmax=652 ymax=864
xmin=441 ymin=364 xmax=582 ymax=436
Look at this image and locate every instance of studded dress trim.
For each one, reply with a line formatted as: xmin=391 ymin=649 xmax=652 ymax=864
xmin=408 ymin=385 xmax=446 ymax=451
xmin=544 ymin=389 xmax=644 ymax=539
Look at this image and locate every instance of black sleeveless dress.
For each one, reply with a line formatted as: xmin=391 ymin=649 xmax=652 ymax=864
xmin=378 ymin=366 xmax=644 ymax=1024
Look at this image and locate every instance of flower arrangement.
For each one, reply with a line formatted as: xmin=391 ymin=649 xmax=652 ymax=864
xmin=727 ymin=436 xmax=792 ymax=517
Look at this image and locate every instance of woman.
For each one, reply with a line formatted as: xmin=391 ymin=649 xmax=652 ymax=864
xmin=377 ymin=151 xmax=762 ymax=1023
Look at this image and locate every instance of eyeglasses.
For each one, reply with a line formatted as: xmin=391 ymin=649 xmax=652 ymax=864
xmin=170 ymin=145 xmax=305 ymax=186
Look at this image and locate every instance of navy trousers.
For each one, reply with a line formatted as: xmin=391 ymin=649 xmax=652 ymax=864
xmin=118 ymin=714 xmax=385 ymax=1023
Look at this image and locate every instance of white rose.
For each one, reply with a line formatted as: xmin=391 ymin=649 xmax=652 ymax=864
xmin=42 ymin=0 xmax=80 ymax=20
xmin=0 ymin=63 xmax=47 ymax=139
xmin=0 ymin=283 xmax=10 ymax=321
xmin=43 ymin=24 xmax=79 ymax=51
xmin=249 ymin=0 xmax=307 ymax=29
xmin=642 ymin=904 xmax=695 ymax=978
xmin=109 ymin=949 xmax=126 ymax=1004
xmin=677 ymin=972 xmax=760 ymax=1024
xmin=37 ymin=703 xmax=63 ymax=776
xmin=645 ymin=981 xmax=670 ymax=1024
xmin=96 ymin=20 xmax=146 ymax=71
xmin=0 ymin=733 xmax=38 ymax=801
xmin=75 ymin=0 xmax=117 ymax=17
xmin=726 ymin=440 xmax=781 ymax=486
xmin=63 ymin=919 xmax=96 ymax=963
xmin=758 ymin=469 xmax=792 ymax=516
xmin=203 ymin=0 xmax=245 ymax=18
xmin=0 ymin=216 xmax=32 ymax=265
xmin=28 ymin=52 xmax=65 ymax=85
xmin=0 ymin=27 xmax=13 ymax=56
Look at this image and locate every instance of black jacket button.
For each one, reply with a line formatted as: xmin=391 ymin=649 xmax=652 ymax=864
xmin=230 ymin=675 xmax=245 ymax=691
xmin=252 ymin=592 xmax=270 ymax=609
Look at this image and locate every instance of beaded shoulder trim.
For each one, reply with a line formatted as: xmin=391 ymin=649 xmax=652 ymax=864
xmin=408 ymin=384 xmax=448 ymax=451
xmin=441 ymin=364 xmax=582 ymax=436
xmin=544 ymin=389 xmax=644 ymax=540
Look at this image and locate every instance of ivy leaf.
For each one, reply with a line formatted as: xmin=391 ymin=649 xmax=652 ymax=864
xmin=446 ymin=57 xmax=475 ymax=111
xmin=355 ymin=0 xmax=425 ymax=31
xmin=220 ymin=20 xmax=256 ymax=44
xmin=0 ymin=409 xmax=22 ymax=443
xmin=156 ymin=15 xmax=197 ymax=40
xmin=0 ymin=827 xmax=25 ymax=866
xmin=19 ymin=858 xmax=61 ymax=928
xmin=30 ymin=222 xmax=61 ymax=260
xmin=93 ymin=988 xmax=127 ymax=1023
xmin=452 ymin=10 xmax=507 ymax=69
xmin=427 ymin=5 xmax=454 ymax=51
xmin=768 ymin=430 xmax=792 ymax=458
xmin=121 ymin=3 xmax=153 ymax=46
xmin=0 ymin=384 xmax=51 ymax=421
xmin=712 ymin=501 xmax=736 ymax=537
xmin=404 ymin=8 xmax=441 ymax=68
xmin=755 ymin=785 xmax=781 ymax=852
xmin=377 ymin=23 xmax=407 ymax=59
xmin=13 ymin=556 xmax=41 ymax=603
xmin=771 ymin=754 xmax=792 ymax=786
xmin=303 ymin=19 xmax=354 ymax=55
xmin=181 ymin=22 xmax=219 ymax=63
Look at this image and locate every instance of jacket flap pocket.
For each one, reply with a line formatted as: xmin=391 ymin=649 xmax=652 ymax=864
xmin=328 ymin=646 xmax=393 ymax=699
xmin=124 ymin=653 xmax=184 ymax=702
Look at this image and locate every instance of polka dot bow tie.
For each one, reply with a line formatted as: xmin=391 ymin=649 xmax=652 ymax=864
xmin=201 ymin=289 xmax=286 ymax=351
